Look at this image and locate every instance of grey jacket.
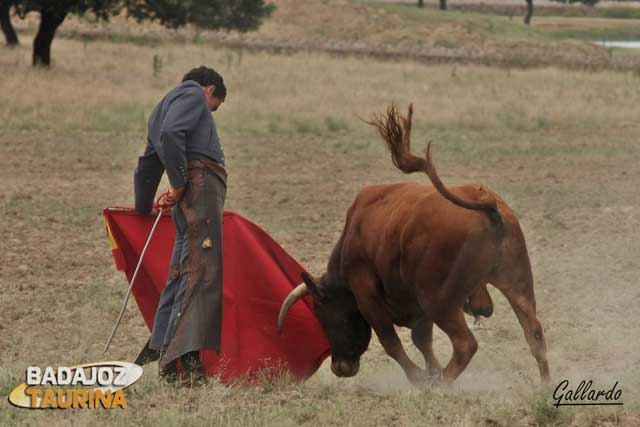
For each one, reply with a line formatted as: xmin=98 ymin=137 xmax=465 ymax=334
xmin=134 ymin=80 xmax=225 ymax=214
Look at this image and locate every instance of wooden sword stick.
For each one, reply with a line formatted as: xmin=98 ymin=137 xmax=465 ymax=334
xmin=103 ymin=208 xmax=164 ymax=353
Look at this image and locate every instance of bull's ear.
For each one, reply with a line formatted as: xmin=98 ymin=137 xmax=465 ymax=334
xmin=301 ymin=271 xmax=322 ymax=299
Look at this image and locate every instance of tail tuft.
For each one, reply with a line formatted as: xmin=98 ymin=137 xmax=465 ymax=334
xmin=367 ymin=103 xmax=425 ymax=174
xmin=370 ymin=103 xmax=501 ymax=216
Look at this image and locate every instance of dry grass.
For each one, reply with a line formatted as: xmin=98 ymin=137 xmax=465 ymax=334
xmin=2 ymin=36 xmax=640 ymax=140
xmin=1 ymin=25 xmax=639 ymax=427
xmin=10 ymin=0 xmax=640 ymax=70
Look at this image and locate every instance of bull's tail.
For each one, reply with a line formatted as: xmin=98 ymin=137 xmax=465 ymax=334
xmin=369 ymin=104 xmax=503 ymax=320
xmin=368 ymin=104 xmax=503 ymax=229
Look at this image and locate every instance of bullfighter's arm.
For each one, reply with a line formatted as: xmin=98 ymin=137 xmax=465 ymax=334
xmin=133 ymin=144 xmax=164 ymax=215
xmin=156 ymin=87 xmax=206 ymax=189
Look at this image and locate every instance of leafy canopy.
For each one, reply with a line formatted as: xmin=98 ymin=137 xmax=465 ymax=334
xmin=15 ymin=0 xmax=275 ymax=31
xmin=126 ymin=0 xmax=276 ymax=32
xmin=15 ymin=0 xmax=121 ymax=19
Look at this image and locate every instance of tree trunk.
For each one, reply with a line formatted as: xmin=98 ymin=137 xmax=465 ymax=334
xmin=0 ymin=1 xmax=19 ymax=47
xmin=417 ymin=0 xmax=424 ymax=8
xmin=524 ymin=0 xmax=533 ymax=25
xmin=440 ymin=0 xmax=447 ymax=11
xmin=33 ymin=9 xmax=67 ymax=67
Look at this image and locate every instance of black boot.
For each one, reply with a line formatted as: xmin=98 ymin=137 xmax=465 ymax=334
xmin=134 ymin=339 xmax=161 ymax=366
xmin=158 ymin=353 xmax=179 ymax=383
xmin=180 ymin=351 xmax=206 ymax=387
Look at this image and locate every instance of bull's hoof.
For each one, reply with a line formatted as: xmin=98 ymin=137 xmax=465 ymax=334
xmin=407 ymin=368 xmax=430 ymax=388
xmin=408 ymin=369 xmax=445 ymax=389
xmin=428 ymin=366 xmax=443 ymax=379
xmin=427 ymin=371 xmax=445 ymax=386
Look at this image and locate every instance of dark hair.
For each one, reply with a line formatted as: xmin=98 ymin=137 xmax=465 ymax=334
xmin=182 ymin=66 xmax=227 ymax=99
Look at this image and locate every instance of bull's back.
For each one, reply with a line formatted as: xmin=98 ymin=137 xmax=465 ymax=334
xmin=342 ymin=181 xmax=507 ymax=283
xmin=345 ymin=182 xmax=497 ymax=244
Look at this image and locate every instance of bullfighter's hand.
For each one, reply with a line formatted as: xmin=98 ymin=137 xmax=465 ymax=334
xmin=161 ymin=186 xmax=185 ymax=207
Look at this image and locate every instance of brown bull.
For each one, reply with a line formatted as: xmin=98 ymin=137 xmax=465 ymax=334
xmin=278 ymin=104 xmax=550 ymax=386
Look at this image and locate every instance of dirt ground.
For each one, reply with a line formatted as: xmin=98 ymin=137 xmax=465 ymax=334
xmin=1 ymin=4 xmax=640 ymax=426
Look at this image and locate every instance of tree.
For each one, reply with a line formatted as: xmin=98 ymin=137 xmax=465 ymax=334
xmin=15 ymin=0 xmax=121 ymax=66
xmin=125 ymin=0 xmax=275 ymax=33
xmin=12 ymin=0 xmax=275 ymax=67
xmin=425 ymin=0 xmax=532 ymax=25
xmin=0 ymin=0 xmax=19 ymax=46
xmin=418 ymin=0 xmax=445 ymax=10
xmin=551 ymin=0 xmax=599 ymax=5
xmin=524 ymin=0 xmax=533 ymax=25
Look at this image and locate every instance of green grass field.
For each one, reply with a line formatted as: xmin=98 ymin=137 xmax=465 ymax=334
xmin=369 ymin=1 xmax=640 ymax=41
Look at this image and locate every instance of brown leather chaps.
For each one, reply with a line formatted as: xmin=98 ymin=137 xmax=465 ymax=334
xmin=157 ymin=160 xmax=227 ymax=369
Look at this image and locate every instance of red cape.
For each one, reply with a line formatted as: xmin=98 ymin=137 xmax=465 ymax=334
xmin=104 ymin=208 xmax=329 ymax=382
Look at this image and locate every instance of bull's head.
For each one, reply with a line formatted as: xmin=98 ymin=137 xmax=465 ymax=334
xmin=278 ymin=272 xmax=372 ymax=378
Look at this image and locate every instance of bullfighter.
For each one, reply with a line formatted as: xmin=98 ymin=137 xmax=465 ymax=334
xmin=133 ymin=66 xmax=228 ymax=385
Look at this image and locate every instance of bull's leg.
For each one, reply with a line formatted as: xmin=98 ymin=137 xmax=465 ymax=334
xmin=350 ymin=269 xmax=424 ymax=385
xmin=367 ymin=312 xmax=425 ymax=385
xmin=410 ymin=319 xmax=442 ymax=376
xmin=497 ymin=285 xmax=550 ymax=383
xmin=414 ymin=234 xmax=493 ymax=384
xmin=433 ymin=309 xmax=478 ymax=384
xmin=491 ymin=245 xmax=550 ymax=383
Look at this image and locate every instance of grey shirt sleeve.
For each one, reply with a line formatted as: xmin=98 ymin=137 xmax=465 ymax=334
xmin=133 ymin=144 xmax=165 ymax=215
xmin=157 ymin=88 xmax=206 ymax=188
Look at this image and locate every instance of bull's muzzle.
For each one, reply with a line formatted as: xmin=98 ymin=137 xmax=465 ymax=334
xmin=331 ymin=359 xmax=360 ymax=377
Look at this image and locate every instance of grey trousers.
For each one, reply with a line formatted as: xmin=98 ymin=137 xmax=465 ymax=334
xmin=148 ymin=168 xmax=227 ymax=359
xmin=149 ymin=204 xmax=191 ymax=352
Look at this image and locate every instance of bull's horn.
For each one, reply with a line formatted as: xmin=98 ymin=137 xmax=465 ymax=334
xmin=277 ymin=283 xmax=309 ymax=334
